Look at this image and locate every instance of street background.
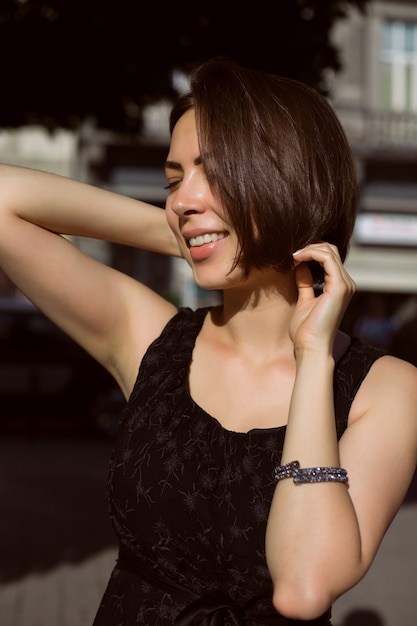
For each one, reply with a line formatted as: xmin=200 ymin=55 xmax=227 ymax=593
xmin=0 ymin=430 xmax=416 ymax=626
xmin=1 ymin=2 xmax=417 ymax=624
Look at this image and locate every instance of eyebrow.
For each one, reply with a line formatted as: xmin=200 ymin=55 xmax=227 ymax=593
xmin=165 ymin=156 xmax=202 ymax=171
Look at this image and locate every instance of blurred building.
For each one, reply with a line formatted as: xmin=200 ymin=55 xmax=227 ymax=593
xmin=331 ymin=0 xmax=417 ymax=290
xmin=329 ymin=0 xmax=417 ymax=353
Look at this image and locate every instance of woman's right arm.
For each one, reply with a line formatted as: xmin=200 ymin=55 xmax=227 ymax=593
xmin=0 ymin=164 xmax=180 ymax=397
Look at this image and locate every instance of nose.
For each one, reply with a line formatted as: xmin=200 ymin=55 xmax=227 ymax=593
xmin=169 ymin=172 xmax=206 ymax=217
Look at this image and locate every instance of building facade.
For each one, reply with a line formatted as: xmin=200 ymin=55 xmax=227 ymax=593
xmin=329 ymin=0 xmax=417 ymax=353
xmin=330 ymin=0 xmax=417 ymax=292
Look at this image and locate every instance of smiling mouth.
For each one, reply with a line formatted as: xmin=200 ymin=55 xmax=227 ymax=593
xmin=188 ymin=232 xmax=226 ymax=248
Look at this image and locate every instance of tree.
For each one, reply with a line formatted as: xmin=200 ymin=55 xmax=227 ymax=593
xmin=0 ymin=0 xmax=368 ymax=133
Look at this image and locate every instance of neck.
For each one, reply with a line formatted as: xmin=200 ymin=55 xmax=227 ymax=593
xmin=210 ymin=269 xmax=298 ymax=359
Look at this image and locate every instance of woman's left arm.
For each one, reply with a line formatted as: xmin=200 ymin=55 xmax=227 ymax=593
xmin=265 ymin=244 xmax=417 ymax=621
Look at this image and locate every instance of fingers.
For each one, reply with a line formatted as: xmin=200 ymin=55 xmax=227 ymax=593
xmin=293 ymin=243 xmax=355 ymax=298
xmin=290 ymin=244 xmax=356 ymax=347
xmin=293 ymin=262 xmax=315 ymax=306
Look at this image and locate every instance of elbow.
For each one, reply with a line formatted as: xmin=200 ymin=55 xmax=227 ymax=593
xmin=272 ymin=581 xmax=333 ymax=622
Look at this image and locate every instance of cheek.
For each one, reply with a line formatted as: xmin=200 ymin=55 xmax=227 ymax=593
xmin=165 ymin=204 xmax=189 ymax=254
xmin=165 ymin=203 xmax=178 ymax=231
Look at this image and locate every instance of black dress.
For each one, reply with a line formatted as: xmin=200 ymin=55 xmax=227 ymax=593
xmin=93 ymin=307 xmax=385 ymax=626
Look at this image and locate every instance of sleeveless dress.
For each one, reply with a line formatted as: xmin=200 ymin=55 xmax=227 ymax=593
xmin=93 ymin=307 xmax=385 ymax=626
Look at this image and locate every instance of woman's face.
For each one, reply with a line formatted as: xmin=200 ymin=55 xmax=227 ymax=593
xmin=165 ymin=109 xmax=242 ymax=291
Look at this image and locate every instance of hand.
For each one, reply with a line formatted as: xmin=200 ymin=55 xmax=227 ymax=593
xmin=289 ymin=243 xmax=355 ymax=355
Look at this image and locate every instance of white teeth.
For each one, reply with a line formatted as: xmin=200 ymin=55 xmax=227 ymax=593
xmin=188 ymin=232 xmax=225 ymax=247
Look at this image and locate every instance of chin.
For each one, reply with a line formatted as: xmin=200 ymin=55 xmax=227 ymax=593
xmin=193 ymin=273 xmax=240 ymax=293
xmin=190 ymin=258 xmax=244 ymax=292
xmin=194 ymin=278 xmax=225 ymax=292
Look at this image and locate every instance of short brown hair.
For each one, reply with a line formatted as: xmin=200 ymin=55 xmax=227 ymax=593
xmin=170 ymin=59 xmax=358 ymax=277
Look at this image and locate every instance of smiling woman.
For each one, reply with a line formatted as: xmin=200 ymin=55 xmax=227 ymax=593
xmin=0 ymin=58 xmax=416 ymax=626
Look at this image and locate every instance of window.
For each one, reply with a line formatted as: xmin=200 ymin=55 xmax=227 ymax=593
xmin=380 ymin=20 xmax=417 ymax=112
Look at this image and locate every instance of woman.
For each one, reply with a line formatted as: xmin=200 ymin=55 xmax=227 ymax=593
xmin=0 ymin=59 xmax=416 ymax=625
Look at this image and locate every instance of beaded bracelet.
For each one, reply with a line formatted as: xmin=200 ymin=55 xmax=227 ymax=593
xmin=274 ymin=460 xmax=348 ymax=485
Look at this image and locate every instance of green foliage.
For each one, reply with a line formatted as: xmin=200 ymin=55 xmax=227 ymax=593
xmin=0 ymin=0 xmax=368 ymax=132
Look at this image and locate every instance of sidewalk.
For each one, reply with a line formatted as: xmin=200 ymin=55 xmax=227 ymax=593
xmin=0 ymin=435 xmax=416 ymax=626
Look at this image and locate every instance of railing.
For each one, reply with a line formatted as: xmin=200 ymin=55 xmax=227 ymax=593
xmin=333 ymin=105 xmax=417 ymax=148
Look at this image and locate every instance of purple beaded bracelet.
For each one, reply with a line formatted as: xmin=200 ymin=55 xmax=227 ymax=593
xmin=274 ymin=460 xmax=348 ymax=485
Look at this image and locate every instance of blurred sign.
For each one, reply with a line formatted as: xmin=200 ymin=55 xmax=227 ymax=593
xmin=354 ymin=212 xmax=417 ymax=247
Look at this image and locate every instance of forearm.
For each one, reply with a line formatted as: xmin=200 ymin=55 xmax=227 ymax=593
xmin=265 ymin=350 xmax=362 ymax=619
xmin=0 ymin=164 xmax=179 ymax=256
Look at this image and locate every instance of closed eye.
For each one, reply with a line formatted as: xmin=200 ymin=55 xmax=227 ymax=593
xmin=164 ymin=179 xmax=181 ymax=192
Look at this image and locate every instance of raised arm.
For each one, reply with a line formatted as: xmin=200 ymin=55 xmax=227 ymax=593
xmin=265 ymin=243 xmax=417 ymax=621
xmin=0 ymin=164 xmax=179 ymax=252
xmin=0 ymin=164 xmax=180 ymax=397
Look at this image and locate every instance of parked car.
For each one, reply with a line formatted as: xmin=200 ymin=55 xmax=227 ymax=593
xmin=0 ymin=297 xmax=125 ymax=435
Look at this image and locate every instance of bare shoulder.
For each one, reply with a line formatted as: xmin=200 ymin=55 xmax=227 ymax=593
xmin=360 ymin=353 xmax=417 ymax=398
xmin=349 ymin=353 xmax=417 ymax=437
